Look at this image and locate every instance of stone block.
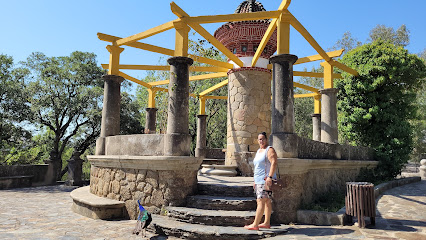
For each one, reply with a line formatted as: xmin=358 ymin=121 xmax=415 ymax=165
xmin=270 ymin=133 xmax=298 ymax=158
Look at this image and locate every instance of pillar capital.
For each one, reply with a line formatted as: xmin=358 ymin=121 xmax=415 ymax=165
xmin=269 ymin=54 xmax=298 ymax=65
xmin=102 ymin=74 xmax=124 ymax=84
xmin=167 ymin=56 xmax=194 ymax=66
xmin=311 ymin=113 xmax=321 ymax=118
xmin=319 ymin=88 xmax=339 ymax=95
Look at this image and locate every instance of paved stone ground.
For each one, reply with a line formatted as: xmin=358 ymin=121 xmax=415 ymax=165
xmin=0 ymin=180 xmax=424 ymax=240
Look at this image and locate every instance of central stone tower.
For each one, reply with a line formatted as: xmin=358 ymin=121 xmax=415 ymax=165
xmin=214 ymin=0 xmax=277 ymax=175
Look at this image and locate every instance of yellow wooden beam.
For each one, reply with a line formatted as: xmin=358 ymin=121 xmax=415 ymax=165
xmin=199 ymin=97 xmax=206 ymax=115
xmin=199 ymin=79 xmax=229 ymax=96
xmin=314 ymin=95 xmax=321 ymax=114
xmin=294 ymin=71 xmax=342 ymax=79
xmin=190 ymin=66 xmax=230 ymax=72
xmin=321 ymin=62 xmax=334 ymax=88
xmin=277 ymin=13 xmax=291 ymax=54
xmin=252 ymin=18 xmax=277 ymax=67
xmin=147 ymin=88 xmax=157 ymax=108
xmin=293 ymin=82 xmax=320 ymax=93
xmin=186 ymin=10 xmax=281 ymax=24
xmin=106 ymin=45 xmax=124 ymax=75
xmin=202 ymin=96 xmax=228 ymax=100
xmin=150 ymin=72 xmax=228 ymax=86
xmin=189 ymin=55 xmax=234 ymax=69
xmin=288 ymin=11 xmax=331 ymax=61
xmin=115 ymin=20 xmax=175 ymax=46
xmin=118 ymin=71 xmax=153 ymax=89
xmin=278 ymin=0 xmax=292 ymax=10
xmin=294 ymin=93 xmax=320 ymax=98
xmin=170 ymin=2 xmax=244 ymax=67
xmin=98 ymin=33 xmax=234 ymax=69
xmin=102 ymin=64 xmax=170 ymax=71
xmin=328 ymin=59 xmax=359 ymax=76
xmin=174 ymin=20 xmax=190 ymax=57
xmin=295 ymin=49 xmax=344 ymax=65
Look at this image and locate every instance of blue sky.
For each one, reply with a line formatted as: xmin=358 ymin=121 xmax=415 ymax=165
xmin=1 ymin=0 xmax=425 ymax=80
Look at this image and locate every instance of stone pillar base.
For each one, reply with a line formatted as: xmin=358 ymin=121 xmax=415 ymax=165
xmin=270 ymin=133 xmax=299 ymax=158
xmin=164 ymin=133 xmax=191 ymax=156
xmin=95 ymin=137 xmax=106 ymax=155
xmin=195 ymin=148 xmax=207 ymax=158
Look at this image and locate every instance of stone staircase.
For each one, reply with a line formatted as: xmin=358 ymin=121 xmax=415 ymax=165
xmin=149 ymin=176 xmax=287 ymax=239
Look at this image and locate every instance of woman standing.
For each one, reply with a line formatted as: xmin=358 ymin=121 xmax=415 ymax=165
xmin=244 ymin=132 xmax=278 ymax=230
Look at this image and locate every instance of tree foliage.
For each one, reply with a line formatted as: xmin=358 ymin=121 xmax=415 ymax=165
xmin=369 ymin=24 xmax=410 ymax=47
xmin=336 ymin=41 xmax=426 ymax=179
xmin=21 ymin=51 xmax=105 ymax=179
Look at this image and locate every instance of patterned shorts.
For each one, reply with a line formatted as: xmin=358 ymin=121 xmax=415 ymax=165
xmin=254 ymin=184 xmax=272 ymax=199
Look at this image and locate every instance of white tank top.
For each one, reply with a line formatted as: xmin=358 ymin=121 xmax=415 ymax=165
xmin=253 ymin=146 xmax=276 ymax=184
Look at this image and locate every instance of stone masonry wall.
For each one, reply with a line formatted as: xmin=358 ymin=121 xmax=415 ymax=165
xmin=90 ymin=166 xmax=198 ymax=219
xmin=226 ymin=69 xmax=271 ymax=175
xmin=271 ymin=159 xmax=377 ymax=223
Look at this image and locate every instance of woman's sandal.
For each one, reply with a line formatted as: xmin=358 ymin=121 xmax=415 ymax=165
xmin=244 ymin=225 xmax=259 ymax=230
xmin=258 ymin=224 xmax=271 ymax=229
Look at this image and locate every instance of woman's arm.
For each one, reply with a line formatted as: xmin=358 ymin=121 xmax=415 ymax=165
xmin=265 ymin=147 xmax=278 ymax=187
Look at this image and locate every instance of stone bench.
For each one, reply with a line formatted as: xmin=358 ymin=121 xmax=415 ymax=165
xmin=70 ymin=186 xmax=125 ymax=220
xmin=0 ymin=175 xmax=33 ymax=189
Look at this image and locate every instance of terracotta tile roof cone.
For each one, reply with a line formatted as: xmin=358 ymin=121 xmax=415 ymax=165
xmin=214 ymin=0 xmax=277 ymax=67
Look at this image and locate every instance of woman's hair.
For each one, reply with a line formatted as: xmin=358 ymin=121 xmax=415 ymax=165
xmin=259 ymin=132 xmax=267 ymax=139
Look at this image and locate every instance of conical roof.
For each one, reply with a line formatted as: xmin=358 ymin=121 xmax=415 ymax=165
xmin=235 ymin=0 xmax=266 ymax=14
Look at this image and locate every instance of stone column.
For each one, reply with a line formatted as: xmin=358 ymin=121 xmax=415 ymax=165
xmin=195 ymin=115 xmax=208 ymax=158
xmin=226 ymin=69 xmax=272 ymax=175
xmin=269 ymin=54 xmax=299 ymax=158
xmin=319 ymin=88 xmax=339 ymax=144
xmin=145 ymin=108 xmax=158 ymax=134
xmin=164 ymin=57 xmax=193 ymax=156
xmin=312 ymin=114 xmax=321 ymax=141
xmin=66 ymin=151 xmax=84 ymax=186
xmin=96 ymin=75 xmax=124 ymax=155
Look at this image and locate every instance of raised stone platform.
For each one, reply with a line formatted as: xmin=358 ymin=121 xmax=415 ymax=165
xmin=70 ymin=186 xmax=125 ymax=220
xmin=0 ymin=175 xmax=33 ymax=190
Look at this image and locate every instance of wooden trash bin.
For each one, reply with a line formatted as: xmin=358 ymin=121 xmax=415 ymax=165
xmin=345 ymin=182 xmax=375 ymax=228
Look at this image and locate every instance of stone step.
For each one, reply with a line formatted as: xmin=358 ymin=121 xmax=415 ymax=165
xmin=70 ymin=186 xmax=125 ymax=220
xmin=165 ymin=206 xmax=256 ymax=226
xmin=149 ymin=215 xmax=288 ymax=240
xmin=202 ymin=158 xmax=225 ymax=165
xmin=198 ymin=182 xmax=254 ymax=198
xmin=200 ymin=164 xmax=238 ymax=176
xmin=187 ymin=195 xmax=257 ymax=211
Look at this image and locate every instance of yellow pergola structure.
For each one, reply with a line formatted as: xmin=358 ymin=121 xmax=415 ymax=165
xmin=98 ymin=0 xmax=358 ymax=116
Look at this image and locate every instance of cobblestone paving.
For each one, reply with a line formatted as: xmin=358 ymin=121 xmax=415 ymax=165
xmin=0 ymin=181 xmax=424 ymax=240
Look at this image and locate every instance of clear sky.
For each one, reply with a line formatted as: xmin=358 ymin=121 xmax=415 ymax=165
xmin=1 ymin=0 xmax=425 ymax=78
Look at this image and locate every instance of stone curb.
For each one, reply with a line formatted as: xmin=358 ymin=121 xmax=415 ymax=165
xmin=296 ymin=176 xmax=421 ymax=226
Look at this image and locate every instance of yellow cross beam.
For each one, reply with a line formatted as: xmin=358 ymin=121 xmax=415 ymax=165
xmin=328 ymin=59 xmax=359 ymax=76
xmin=199 ymin=79 xmax=229 ymax=96
xmin=293 ymin=82 xmax=320 ymax=93
xmin=294 ymin=71 xmax=342 ymax=79
xmin=115 ymin=20 xmax=176 ymax=46
xmin=288 ymin=11 xmax=331 ymax=62
xmin=102 ymin=64 xmax=229 ymax=73
xmin=294 ymin=93 xmax=320 ymax=98
xmin=186 ymin=10 xmax=281 ymax=24
xmin=150 ymin=72 xmax=228 ymax=86
xmin=98 ymin=33 xmax=234 ymax=69
xmin=170 ymin=2 xmax=244 ymax=67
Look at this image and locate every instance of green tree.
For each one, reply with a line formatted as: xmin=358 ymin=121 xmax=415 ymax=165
xmin=368 ymin=24 xmax=410 ymax=47
xmin=410 ymin=49 xmax=426 ymax=162
xmin=21 ymin=51 xmax=105 ymax=179
xmin=329 ymin=31 xmax=362 ymax=53
xmin=0 ymin=54 xmax=32 ymax=164
xmin=336 ymin=41 xmax=426 ymax=179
